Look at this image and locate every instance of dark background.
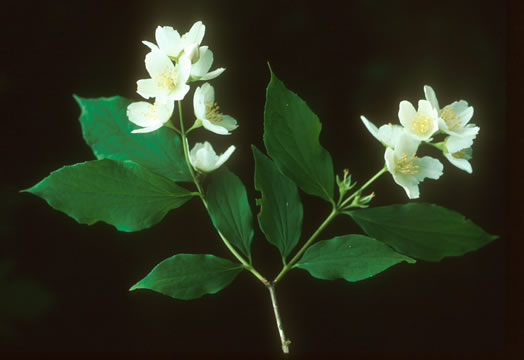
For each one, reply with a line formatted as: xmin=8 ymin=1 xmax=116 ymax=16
xmin=1 ymin=0 xmax=511 ymax=354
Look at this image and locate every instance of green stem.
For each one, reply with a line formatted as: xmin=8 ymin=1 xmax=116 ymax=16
xmin=177 ymin=101 xmax=267 ymax=285
xmin=267 ymin=283 xmax=290 ymax=354
xmin=274 ymin=207 xmax=338 ymax=283
xmin=164 ymin=120 xmax=181 ymax=134
xmin=273 ymin=165 xmax=388 ymax=284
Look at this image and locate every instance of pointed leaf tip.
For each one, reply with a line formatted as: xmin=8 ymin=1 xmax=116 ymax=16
xmin=130 ymin=254 xmax=243 ymax=300
xmin=297 ymin=235 xmax=415 ymax=282
xmin=348 ymin=203 xmax=498 ymax=261
xmin=264 ymin=70 xmax=335 ymax=201
xmin=24 ymin=159 xmax=193 ymax=232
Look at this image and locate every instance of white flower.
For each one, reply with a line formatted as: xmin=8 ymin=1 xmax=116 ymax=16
xmin=136 ymin=50 xmax=191 ymax=104
xmin=189 ymin=141 xmax=236 ymax=173
xmin=398 ymin=99 xmax=439 ymax=141
xmin=143 ymin=21 xmax=206 ymax=62
xmin=384 ymin=133 xmax=444 ymax=199
xmin=143 ymin=26 xmax=184 ymax=59
xmin=360 ymin=115 xmax=405 ymax=148
xmin=424 ymin=85 xmax=479 ymax=173
xmin=190 ymin=46 xmax=225 ymax=81
xmin=127 ymin=100 xmax=174 ymax=133
xmin=443 ymin=138 xmax=474 ymax=174
xmin=424 ymin=85 xmax=479 ymax=140
xmin=193 ymin=83 xmax=238 ymax=135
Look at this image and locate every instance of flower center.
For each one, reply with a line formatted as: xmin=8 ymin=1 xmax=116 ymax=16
xmin=452 ymin=149 xmax=466 ymax=159
xmin=397 ymin=152 xmax=420 ymax=175
xmin=410 ymin=113 xmax=432 ymax=136
xmin=439 ymin=106 xmax=461 ymax=130
xmin=145 ymin=101 xmax=160 ymax=121
xmin=154 ymin=66 xmax=177 ymax=90
xmin=205 ymin=101 xmax=224 ymax=123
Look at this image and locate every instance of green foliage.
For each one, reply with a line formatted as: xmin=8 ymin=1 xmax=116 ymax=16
xmin=348 ymin=203 xmax=498 ymax=261
xmin=23 ymin=159 xmax=193 ymax=232
xmin=263 ymin=67 xmax=334 ymax=202
xmin=130 ymin=254 xmax=243 ymax=300
xmin=296 ymin=235 xmax=415 ymax=281
xmin=74 ymin=95 xmax=192 ymax=182
xmin=206 ymin=169 xmax=254 ymax=258
xmin=252 ymin=146 xmax=303 ymax=259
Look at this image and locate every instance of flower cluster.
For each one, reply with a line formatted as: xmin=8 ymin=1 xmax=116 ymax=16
xmin=361 ymin=85 xmax=478 ymax=199
xmin=126 ymin=21 xmax=237 ymax=173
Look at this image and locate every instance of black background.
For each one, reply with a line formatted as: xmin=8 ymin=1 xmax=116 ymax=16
xmin=1 ymin=0 xmax=512 ymax=355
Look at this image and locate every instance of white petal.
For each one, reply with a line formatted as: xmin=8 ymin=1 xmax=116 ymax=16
xmin=191 ymin=46 xmax=213 ymax=76
xmin=377 ymin=124 xmax=404 ymax=148
xmin=445 ymin=134 xmax=475 ymax=154
xmin=445 ymin=124 xmax=479 ymax=140
xmin=200 ymin=82 xmax=215 ymax=102
xmin=414 ymin=156 xmax=444 ymax=181
xmin=418 ymin=99 xmax=436 ymax=117
xmin=444 ymin=152 xmax=473 ymax=173
xmin=185 ymin=21 xmax=205 ymax=46
xmin=197 ymin=143 xmax=218 ymax=172
xmin=174 ymin=54 xmax=192 ymax=85
xmin=193 ymin=85 xmax=207 ymax=119
xmin=168 ymin=84 xmax=190 ymax=101
xmin=424 ymin=85 xmax=440 ymax=110
xmin=199 ymin=67 xmax=225 ymax=81
xmin=360 ymin=115 xmax=380 ymax=142
xmin=136 ymin=79 xmax=162 ymax=100
xmin=438 ymin=117 xmax=451 ymax=133
xmin=190 ymin=141 xmax=219 ymax=172
xmin=144 ymin=50 xmax=175 ymax=79
xmin=156 ymin=26 xmax=182 ymax=57
xmin=447 ymin=100 xmax=466 ymax=113
xmin=384 ymin=147 xmax=396 ymax=175
xmin=398 ymin=100 xmax=416 ymax=128
xmin=131 ymin=123 xmax=163 ymax=134
xmin=201 ymin=119 xmax=230 ymax=135
xmin=214 ymin=145 xmax=236 ymax=169
xmin=189 ymin=142 xmax=204 ymax=168
xmin=450 ymin=100 xmax=474 ymax=126
xmin=127 ymin=102 xmax=156 ymax=127
xmin=157 ymin=101 xmax=175 ymax=121
xmin=385 ymin=147 xmax=420 ymax=200
xmin=220 ymin=115 xmax=239 ymax=131
xmin=185 ymin=43 xmax=200 ymax=63
xmin=127 ymin=101 xmax=173 ymax=133
xmin=395 ymin=133 xmax=420 ymax=156
xmin=393 ymin=173 xmax=420 ymax=199
xmin=142 ymin=41 xmax=159 ymax=51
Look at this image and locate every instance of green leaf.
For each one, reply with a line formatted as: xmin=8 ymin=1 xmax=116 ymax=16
xmin=252 ymin=145 xmax=303 ymax=259
xmin=263 ymin=67 xmax=334 ymax=202
xmin=130 ymin=254 xmax=243 ymax=300
xmin=348 ymin=203 xmax=499 ymax=262
xmin=296 ymin=235 xmax=415 ymax=281
xmin=23 ymin=159 xmax=193 ymax=232
xmin=74 ymin=95 xmax=192 ymax=182
xmin=206 ymin=169 xmax=254 ymax=258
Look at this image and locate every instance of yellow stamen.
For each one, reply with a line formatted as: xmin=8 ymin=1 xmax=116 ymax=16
xmin=144 ymin=101 xmax=160 ymax=121
xmin=397 ymin=153 xmax=420 ymax=175
xmin=154 ymin=66 xmax=177 ymax=90
xmin=439 ymin=106 xmax=461 ymax=130
xmin=452 ymin=149 xmax=466 ymax=159
xmin=205 ymin=100 xmax=224 ymax=123
xmin=410 ymin=113 xmax=432 ymax=136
